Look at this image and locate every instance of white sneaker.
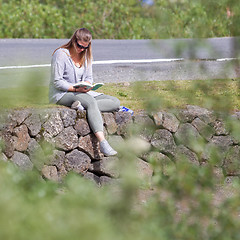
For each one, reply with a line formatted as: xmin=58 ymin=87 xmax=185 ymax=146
xmin=71 ymin=101 xmax=84 ymax=111
xmin=100 ymin=140 xmax=117 ymax=157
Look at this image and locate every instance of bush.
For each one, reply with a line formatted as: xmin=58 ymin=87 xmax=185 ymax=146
xmin=0 ymin=0 xmax=240 ymax=39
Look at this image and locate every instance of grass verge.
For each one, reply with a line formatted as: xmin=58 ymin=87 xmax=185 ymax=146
xmin=0 ymin=79 xmax=239 ymax=112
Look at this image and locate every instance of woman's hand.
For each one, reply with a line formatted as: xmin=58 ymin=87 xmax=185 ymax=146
xmin=68 ymin=85 xmax=93 ymax=93
xmin=75 ymin=86 xmax=92 ymax=93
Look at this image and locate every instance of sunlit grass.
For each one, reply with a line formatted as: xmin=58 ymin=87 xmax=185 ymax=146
xmin=0 ymin=79 xmax=239 ymax=112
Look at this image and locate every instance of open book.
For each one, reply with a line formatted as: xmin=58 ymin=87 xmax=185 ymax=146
xmin=73 ymin=81 xmax=104 ymax=91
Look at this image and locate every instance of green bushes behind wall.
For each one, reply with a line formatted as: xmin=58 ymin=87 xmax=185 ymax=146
xmin=0 ymin=0 xmax=239 ymax=39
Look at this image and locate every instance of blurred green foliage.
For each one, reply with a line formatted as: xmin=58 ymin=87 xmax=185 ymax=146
xmin=1 ymin=0 xmax=240 ymax=239
xmin=0 ymin=0 xmax=240 ymax=39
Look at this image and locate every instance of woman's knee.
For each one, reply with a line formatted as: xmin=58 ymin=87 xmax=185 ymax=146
xmin=76 ymin=94 xmax=97 ymax=109
xmin=111 ymin=96 xmax=120 ymax=109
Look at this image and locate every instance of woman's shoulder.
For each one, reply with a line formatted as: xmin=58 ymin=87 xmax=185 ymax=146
xmin=53 ymin=48 xmax=70 ymax=59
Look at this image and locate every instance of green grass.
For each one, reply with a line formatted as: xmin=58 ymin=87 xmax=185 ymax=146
xmin=0 ymin=79 xmax=239 ymax=112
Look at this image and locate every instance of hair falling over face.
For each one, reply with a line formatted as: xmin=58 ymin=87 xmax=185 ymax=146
xmin=53 ymin=28 xmax=93 ymax=67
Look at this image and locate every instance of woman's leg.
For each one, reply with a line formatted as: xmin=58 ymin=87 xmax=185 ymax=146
xmin=57 ymin=93 xmax=118 ymax=156
xmin=57 ymin=92 xmax=104 ymax=133
xmin=95 ymin=94 xmax=120 ymax=112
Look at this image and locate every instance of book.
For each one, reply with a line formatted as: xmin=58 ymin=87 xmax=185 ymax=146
xmin=73 ymin=81 xmax=104 ymax=91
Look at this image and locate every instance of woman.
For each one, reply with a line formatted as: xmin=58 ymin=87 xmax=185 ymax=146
xmin=49 ymin=28 xmax=120 ymax=156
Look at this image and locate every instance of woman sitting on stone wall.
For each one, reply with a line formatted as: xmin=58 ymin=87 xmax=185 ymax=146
xmin=49 ymin=28 xmax=120 ymax=156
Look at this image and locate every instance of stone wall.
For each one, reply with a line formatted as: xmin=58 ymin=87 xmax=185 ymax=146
xmin=0 ymin=105 xmax=239 ymax=185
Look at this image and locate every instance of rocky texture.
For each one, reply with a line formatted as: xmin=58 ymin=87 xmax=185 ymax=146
xmin=0 ymin=105 xmax=239 ymax=185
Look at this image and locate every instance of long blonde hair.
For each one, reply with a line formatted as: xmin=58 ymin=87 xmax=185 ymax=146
xmin=53 ymin=28 xmax=93 ymax=67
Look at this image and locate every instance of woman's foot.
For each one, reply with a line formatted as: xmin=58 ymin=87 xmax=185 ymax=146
xmin=99 ymin=140 xmax=117 ymax=156
xmin=71 ymin=100 xmax=84 ymax=111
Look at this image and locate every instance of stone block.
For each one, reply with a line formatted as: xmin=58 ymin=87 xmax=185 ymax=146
xmin=11 ymin=151 xmax=33 ymax=171
xmin=24 ymin=113 xmax=42 ymax=137
xmin=83 ymin=171 xmax=100 ymax=185
xmin=162 ymin=112 xmax=180 ymax=133
xmin=223 ymin=146 xmax=240 ymax=176
xmin=175 ymin=145 xmax=199 ymax=165
xmin=12 ymin=125 xmax=30 ymax=152
xmin=54 ymin=126 xmax=78 ymax=151
xmin=175 ymin=123 xmax=204 ymax=153
xmin=151 ymin=129 xmax=176 ymax=155
xmin=65 ymin=149 xmax=91 ymax=174
xmin=212 ymin=119 xmax=229 ymax=136
xmin=192 ymin=118 xmax=215 ymax=141
xmin=136 ymin=158 xmax=153 ymax=183
xmin=43 ymin=111 xmax=64 ymax=138
xmin=0 ymin=128 xmax=14 ymax=158
xmin=59 ymin=108 xmax=77 ymax=128
xmin=9 ymin=109 xmax=31 ymax=126
xmin=78 ymin=134 xmax=103 ymax=160
xmin=42 ymin=165 xmax=59 ymax=181
xmin=27 ymin=138 xmax=45 ymax=170
xmin=102 ymin=112 xmax=118 ymax=134
xmin=134 ymin=113 xmax=155 ymax=141
xmin=115 ymin=111 xmax=132 ymax=136
xmin=89 ymin=156 xmax=120 ymax=178
xmin=74 ymin=118 xmax=91 ymax=136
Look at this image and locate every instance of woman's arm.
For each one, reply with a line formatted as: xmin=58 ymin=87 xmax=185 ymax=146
xmin=52 ymin=51 xmax=73 ymax=91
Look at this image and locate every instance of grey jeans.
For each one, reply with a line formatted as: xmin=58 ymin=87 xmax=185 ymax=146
xmin=57 ymin=93 xmax=120 ymax=133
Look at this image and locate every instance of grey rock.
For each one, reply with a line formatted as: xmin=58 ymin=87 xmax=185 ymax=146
xmin=89 ymin=156 xmax=120 ymax=178
xmin=49 ymin=150 xmax=66 ymax=170
xmin=211 ymin=135 xmax=234 ymax=149
xmin=102 ymin=112 xmax=118 ymax=135
xmin=134 ymin=113 xmax=155 ymax=141
xmin=47 ymin=150 xmax=67 ymax=179
xmin=74 ymin=118 xmax=91 ymax=136
xmin=115 ymin=111 xmax=133 ymax=136
xmin=83 ymin=171 xmax=100 ymax=185
xmin=136 ymin=157 xmax=153 ymax=183
xmin=223 ymin=146 xmax=240 ymax=176
xmin=12 ymin=125 xmax=30 ymax=152
xmin=59 ymin=108 xmax=77 ymax=128
xmin=9 ymin=109 xmax=31 ymax=126
xmin=11 ymin=151 xmax=33 ymax=171
xmin=65 ymin=149 xmax=91 ymax=174
xmin=176 ymin=105 xmax=216 ymax=124
xmin=175 ymin=123 xmax=204 ymax=153
xmin=37 ymin=109 xmax=53 ymax=124
xmin=107 ymin=135 xmax=125 ymax=150
xmin=41 ymin=165 xmax=59 ymax=181
xmin=77 ymin=110 xmax=87 ymax=119
xmin=100 ymin=176 xmax=116 ymax=186
xmin=0 ymin=128 xmax=15 ymax=158
xmin=24 ymin=113 xmax=42 ymax=137
xmin=162 ymin=112 xmax=180 ymax=133
xmin=152 ymin=112 xmax=164 ymax=126
xmin=175 ymin=145 xmax=199 ymax=165
xmin=27 ymin=138 xmax=46 ymax=170
xmin=212 ymin=119 xmax=229 ymax=136
xmin=192 ymin=118 xmax=215 ymax=141
xmin=202 ymin=136 xmax=234 ymax=166
xmin=142 ymin=151 xmax=174 ymax=176
xmin=78 ymin=134 xmax=103 ymax=160
xmin=186 ymin=105 xmax=216 ymax=124
xmin=176 ymin=109 xmax=196 ymax=123
xmin=151 ymin=129 xmax=176 ymax=155
xmin=54 ymin=126 xmax=78 ymax=151
xmin=43 ymin=111 xmax=64 ymax=138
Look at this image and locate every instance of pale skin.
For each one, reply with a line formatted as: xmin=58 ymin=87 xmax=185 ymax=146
xmin=68 ymin=39 xmax=105 ymax=143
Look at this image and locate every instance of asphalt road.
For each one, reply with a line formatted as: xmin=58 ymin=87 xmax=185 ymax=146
xmin=0 ymin=37 xmax=239 ymax=88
